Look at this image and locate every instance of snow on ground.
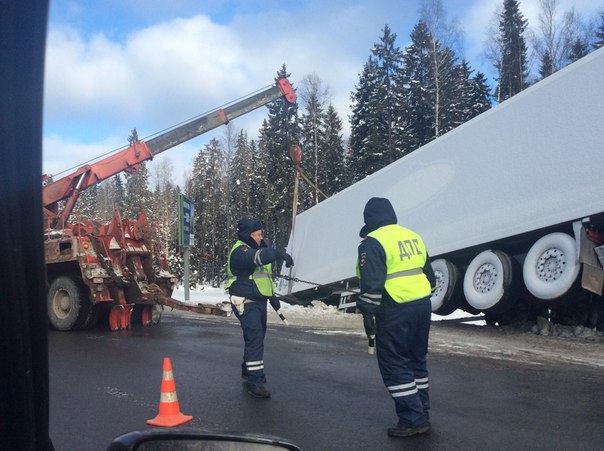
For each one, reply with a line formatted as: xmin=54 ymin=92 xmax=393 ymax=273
xmin=170 ymin=285 xmax=484 ymax=329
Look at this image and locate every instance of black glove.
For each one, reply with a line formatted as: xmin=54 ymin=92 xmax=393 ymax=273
xmin=362 ymin=314 xmax=376 ymax=355
xmin=278 ymin=250 xmax=294 ymax=268
xmin=269 ymin=296 xmax=281 ymax=311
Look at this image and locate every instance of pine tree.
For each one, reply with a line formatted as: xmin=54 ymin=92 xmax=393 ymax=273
xmin=594 ymin=11 xmax=604 ymax=49
xmin=449 ymin=60 xmax=473 ymax=127
xmin=348 ymin=57 xmax=380 ymax=183
xmin=248 ymin=137 xmax=268 ymax=223
xmin=75 ymin=185 xmax=98 ymax=220
xmin=190 ymin=139 xmax=227 ymax=286
xmin=259 ymin=65 xmax=300 ymax=252
xmin=539 ymin=50 xmax=555 ymax=79
xmin=402 ymin=21 xmax=436 ymax=150
xmin=298 ymin=73 xmax=329 ymax=206
xmin=112 ymin=174 xmax=125 ymax=213
xmin=348 ymin=25 xmax=408 ymax=182
xmin=495 ymin=0 xmax=529 ymax=102
xmin=96 ymin=175 xmax=125 ymax=221
xmin=371 ymin=25 xmax=407 ymax=163
xmin=122 ymin=162 xmax=153 ymax=220
xmin=321 ymin=105 xmax=346 ymax=196
xmin=568 ymin=38 xmax=589 ymax=63
xmin=229 ymin=129 xmax=254 ymax=222
xmin=468 ymin=70 xmax=493 ymax=119
xmin=151 ymin=159 xmax=181 ymax=278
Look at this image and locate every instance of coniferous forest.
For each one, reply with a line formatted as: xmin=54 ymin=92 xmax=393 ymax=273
xmin=72 ymin=0 xmax=604 ymax=286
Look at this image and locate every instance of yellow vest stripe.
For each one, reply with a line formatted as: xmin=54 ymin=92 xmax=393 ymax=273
xmin=385 ymin=267 xmax=423 ymax=279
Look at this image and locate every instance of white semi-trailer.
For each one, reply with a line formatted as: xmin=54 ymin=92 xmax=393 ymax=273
xmin=280 ymin=47 xmax=604 ymax=328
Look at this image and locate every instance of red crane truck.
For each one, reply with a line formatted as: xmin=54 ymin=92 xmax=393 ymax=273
xmin=43 ymin=78 xmax=296 ymax=331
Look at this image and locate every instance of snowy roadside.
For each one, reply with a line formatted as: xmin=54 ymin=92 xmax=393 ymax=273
xmin=170 ymin=285 xmax=482 ymax=328
xmin=168 ymin=286 xmax=604 ymax=368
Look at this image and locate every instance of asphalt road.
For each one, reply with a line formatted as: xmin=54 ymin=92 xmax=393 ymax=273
xmin=48 ymin=311 xmax=604 ymax=451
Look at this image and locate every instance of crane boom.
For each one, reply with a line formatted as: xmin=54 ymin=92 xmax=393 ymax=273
xmin=43 ymin=78 xmax=296 ymax=228
xmin=147 ymin=79 xmax=295 ymax=155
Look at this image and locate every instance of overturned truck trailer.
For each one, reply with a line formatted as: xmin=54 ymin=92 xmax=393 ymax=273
xmin=280 ymin=47 xmax=604 ymax=329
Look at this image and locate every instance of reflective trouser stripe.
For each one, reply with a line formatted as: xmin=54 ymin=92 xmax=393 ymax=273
xmin=416 ymin=377 xmax=429 ymax=389
xmin=388 ymin=382 xmax=419 ymax=397
xmin=386 ymin=267 xmax=423 ymax=279
xmin=246 ymin=360 xmax=264 ymax=372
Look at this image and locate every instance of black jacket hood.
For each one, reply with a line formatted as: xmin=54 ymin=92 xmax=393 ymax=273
xmin=359 ymin=197 xmax=398 ymax=238
xmin=237 ymin=218 xmax=266 ymax=248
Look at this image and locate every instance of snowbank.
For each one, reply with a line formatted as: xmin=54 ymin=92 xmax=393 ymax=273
xmin=171 ymin=285 xmax=484 ymax=329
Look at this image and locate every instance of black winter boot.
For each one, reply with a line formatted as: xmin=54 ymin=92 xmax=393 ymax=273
xmin=387 ymin=423 xmax=430 ymax=437
xmin=244 ymin=381 xmax=271 ymax=398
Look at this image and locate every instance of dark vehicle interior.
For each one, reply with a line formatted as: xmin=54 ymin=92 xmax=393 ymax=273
xmin=1 ymin=1 xmax=54 ymax=449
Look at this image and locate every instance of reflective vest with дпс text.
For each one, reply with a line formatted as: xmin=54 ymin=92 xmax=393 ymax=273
xmin=366 ymin=224 xmax=431 ymax=303
xmin=226 ymin=240 xmax=274 ymax=297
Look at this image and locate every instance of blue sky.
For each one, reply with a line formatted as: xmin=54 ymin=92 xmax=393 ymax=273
xmin=43 ymin=0 xmax=603 ymax=186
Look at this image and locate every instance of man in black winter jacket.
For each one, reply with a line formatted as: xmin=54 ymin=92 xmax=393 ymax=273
xmin=226 ymin=218 xmax=293 ymax=398
xmin=357 ymin=198 xmax=436 ymax=437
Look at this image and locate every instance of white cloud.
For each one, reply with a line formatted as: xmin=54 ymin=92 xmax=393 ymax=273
xmin=43 ymin=5 xmax=375 ymax=182
xmin=43 ymin=133 xmax=125 ymax=179
xmin=43 ymin=0 xmax=604 ymax=186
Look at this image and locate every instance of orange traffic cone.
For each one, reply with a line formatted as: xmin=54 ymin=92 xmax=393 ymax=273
xmin=147 ymin=357 xmax=193 ymax=427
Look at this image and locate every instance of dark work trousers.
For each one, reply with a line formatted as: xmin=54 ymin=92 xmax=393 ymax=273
xmin=375 ymin=296 xmax=431 ymax=427
xmin=233 ymin=300 xmax=268 ymax=385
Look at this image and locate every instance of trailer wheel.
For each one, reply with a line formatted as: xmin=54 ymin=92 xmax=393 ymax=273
xmin=430 ymin=259 xmax=461 ymax=315
xmin=47 ymin=276 xmax=91 ymax=331
xmin=522 ymin=233 xmax=580 ymax=300
xmin=463 ymin=250 xmax=514 ymax=312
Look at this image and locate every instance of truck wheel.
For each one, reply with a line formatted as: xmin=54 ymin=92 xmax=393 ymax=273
xmin=47 ymin=276 xmax=90 ymax=331
xmin=522 ymin=233 xmax=580 ymax=300
xmin=80 ymin=303 xmax=101 ymax=330
xmin=430 ymin=259 xmax=461 ymax=315
xmin=463 ymin=250 xmax=514 ymax=312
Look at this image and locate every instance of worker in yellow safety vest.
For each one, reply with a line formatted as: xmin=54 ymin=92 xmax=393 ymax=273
xmin=356 ymin=197 xmax=436 ymax=438
xmin=226 ymin=218 xmax=293 ymax=399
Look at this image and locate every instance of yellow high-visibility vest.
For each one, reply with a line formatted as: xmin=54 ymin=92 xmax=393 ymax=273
xmin=366 ymin=224 xmax=431 ymax=303
xmin=226 ymin=240 xmax=274 ymax=297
